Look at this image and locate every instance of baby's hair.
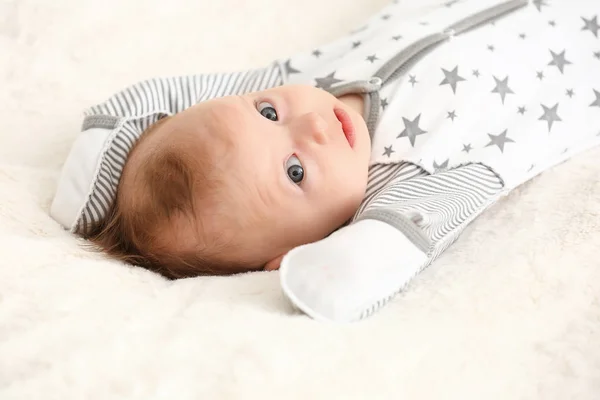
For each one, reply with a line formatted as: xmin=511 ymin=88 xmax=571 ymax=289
xmin=85 ymin=116 xmax=255 ymax=278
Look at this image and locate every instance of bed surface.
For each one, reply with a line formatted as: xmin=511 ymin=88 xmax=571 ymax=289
xmin=1 ymin=0 xmax=599 ymax=398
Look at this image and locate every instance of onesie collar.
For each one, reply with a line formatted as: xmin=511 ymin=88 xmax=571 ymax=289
xmin=324 ymin=76 xmax=382 ymax=141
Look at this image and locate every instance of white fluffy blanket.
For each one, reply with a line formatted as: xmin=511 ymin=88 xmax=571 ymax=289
xmin=1 ymin=0 xmax=599 ymax=398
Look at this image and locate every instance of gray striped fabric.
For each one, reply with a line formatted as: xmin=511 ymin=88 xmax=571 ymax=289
xmin=354 ymin=162 xmax=504 ymax=319
xmin=357 ymin=163 xmax=504 ymax=254
xmin=75 ymin=63 xmax=284 ymax=234
xmin=353 ymin=161 xmax=429 ymax=219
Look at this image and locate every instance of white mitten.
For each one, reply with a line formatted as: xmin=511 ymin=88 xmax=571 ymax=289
xmin=279 ymin=218 xmax=429 ymax=323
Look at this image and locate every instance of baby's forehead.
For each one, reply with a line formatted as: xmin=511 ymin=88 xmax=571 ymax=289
xmin=169 ymin=97 xmax=256 ymax=168
xmin=199 ymin=96 xmax=252 ymax=135
xmin=148 ymin=96 xmax=247 ymax=157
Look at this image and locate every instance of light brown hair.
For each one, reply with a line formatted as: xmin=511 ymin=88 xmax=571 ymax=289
xmin=85 ymin=117 xmax=258 ymax=278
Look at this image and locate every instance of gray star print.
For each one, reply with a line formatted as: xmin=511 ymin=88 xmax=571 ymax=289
xmin=590 ymin=89 xmax=600 ymax=108
xmin=315 ymin=72 xmax=342 ymax=89
xmin=382 ymin=145 xmax=395 ymax=157
xmin=392 ymin=35 xmax=402 ymax=41
xmin=582 ymin=15 xmax=599 ymax=38
xmin=472 ymin=69 xmax=480 ymax=78
xmin=366 ymin=55 xmax=379 ymax=63
xmin=312 ymin=49 xmax=322 ymax=58
xmin=548 ymin=20 xmax=556 ymax=27
xmin=433 ymin=159 xmax=449 ymax=172
xmin=284 ymin=59 xmax=300 ymax=75
xmin=445 ymin=0 xmax=460 ymax=7
xmin=595 ymin=51 xmax=600 ymax=60
xmin=528 ymin=164 xmax=536 ymax=172
xmin=352 ymin=41 xmax=361 ymax=49
xmin=519 ymin=33 xmax=526 ymax=39
xmin=409 ymin=75 xmax=418 ymax=86
xmin=538 ymin=103 xmax=562 ymax=132
xmin=486 ymin=130 xmax=515 ymax=153
xmin=462 ymin=143 xmax=472 ymax=153
xmin=397 ymin=114 xmax=427 ymax=147
xmin=440 ymin=66 xmax=466 ymax=94
xmin=382 ymin=14 xmax=391 ymax=20
xmin=518 ymin=106 xmax=527 ymax=115
xmin=566 ymin=89 xmax=575 ymax=98
xmin=536 ymin=71 xmax=544 ymax=80
xmin=533 ymin=0 xmax=548 ymax=12
xmin=548 ymin=50 xmax=572 ymax=74
xmin=491 ymin=76 xmax=515 ymax=104
xmin=447 ymin=110 xmax=457 ymax=121
xmin=381 ymin=98 xmax=389 ymax=110
xmin=487 ymin=44 xmax=495 ymax=52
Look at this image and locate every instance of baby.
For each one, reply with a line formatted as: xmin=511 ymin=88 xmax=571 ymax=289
xmin=90 ymin=86 xmax=372 ymax=277
xmin=51 ymin=0 xmax=600 ymax=321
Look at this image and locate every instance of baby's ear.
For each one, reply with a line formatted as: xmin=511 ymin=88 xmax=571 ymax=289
xmin=264 ymin=254 xmax=285 ymax=271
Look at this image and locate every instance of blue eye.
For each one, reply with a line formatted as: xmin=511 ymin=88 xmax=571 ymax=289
xmin=257 ymin=101 xmax=278 ymax=121
xmin=285 ymin=155 xmax=304 ymax=184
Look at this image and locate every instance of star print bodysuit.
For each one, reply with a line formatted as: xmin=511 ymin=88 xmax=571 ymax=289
xmin=280 ymin=0 xmax=600 ymax=272
xmin=51 ymin=0 xmax=600 ymax=300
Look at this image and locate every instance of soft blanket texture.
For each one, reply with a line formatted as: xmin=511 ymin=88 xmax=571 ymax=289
xmin=1 ymin=0 xmax=599 ymax=398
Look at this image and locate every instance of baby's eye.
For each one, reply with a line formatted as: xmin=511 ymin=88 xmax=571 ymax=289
xmin=285 ymin=155 xmax=304 ymax=184
xmin=257 ymin=101 xmax=278 ymax=121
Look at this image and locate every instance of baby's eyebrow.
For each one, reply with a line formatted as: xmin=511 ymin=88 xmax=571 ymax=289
xmin=235 ymin=95 xmax=255 ymax=116
xmin=208 ymin=96 xmax=254 ymax=136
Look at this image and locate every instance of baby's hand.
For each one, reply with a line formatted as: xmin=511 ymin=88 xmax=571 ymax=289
xmin=279 ymin=219 xmax=429 ymax=323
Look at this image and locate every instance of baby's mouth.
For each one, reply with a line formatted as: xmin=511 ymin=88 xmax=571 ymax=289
xmin=333 ymin=107 xmax=355 ymax=148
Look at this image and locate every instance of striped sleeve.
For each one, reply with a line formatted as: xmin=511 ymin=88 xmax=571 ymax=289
xmin=82 ymin=63 xmax=284 ymax=129
xmin=353 ymin=161 xmax=430 ymax=219
xmin=354 ymin=162 xmax=505 ymax=262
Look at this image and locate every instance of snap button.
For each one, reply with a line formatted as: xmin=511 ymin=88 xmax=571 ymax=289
xmin=369 ymin=76 xmax=382 ymax=86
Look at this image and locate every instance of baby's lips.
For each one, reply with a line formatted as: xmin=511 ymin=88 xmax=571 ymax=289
xmin=334 ymin=107 xmax=355 ymax=148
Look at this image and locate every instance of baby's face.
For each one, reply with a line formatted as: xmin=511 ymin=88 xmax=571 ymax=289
xmin=150 ymin=84 xmax=371 ymax=270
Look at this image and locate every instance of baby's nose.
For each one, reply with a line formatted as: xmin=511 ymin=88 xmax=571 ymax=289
xmin=301 ymin=112 xmax=328 ymax=145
